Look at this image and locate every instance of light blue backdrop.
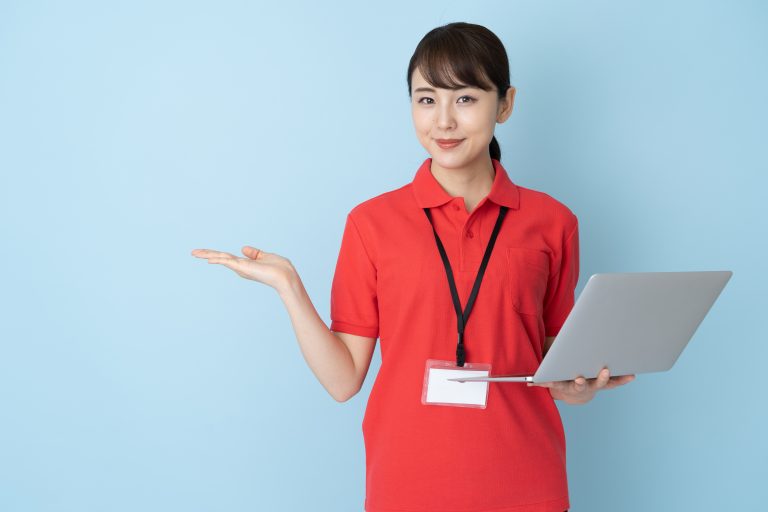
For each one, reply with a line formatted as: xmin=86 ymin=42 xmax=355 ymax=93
xmin=1 ymin=1 xmax=765 ymax=510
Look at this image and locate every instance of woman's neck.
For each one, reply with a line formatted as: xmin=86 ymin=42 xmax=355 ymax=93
xmin=429 ymin=156 xmax=496 ymax=213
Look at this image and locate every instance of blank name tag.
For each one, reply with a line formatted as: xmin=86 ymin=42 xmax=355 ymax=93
xmin=421 ymin=359 xmax=491 ymax=409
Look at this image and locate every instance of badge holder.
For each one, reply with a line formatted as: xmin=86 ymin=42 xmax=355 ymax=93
xmin=421 ymin=359 xmax=491 ymax=409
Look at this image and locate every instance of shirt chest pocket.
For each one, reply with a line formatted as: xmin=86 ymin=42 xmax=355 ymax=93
xmin=505 ymin=247 xmax=550 ymax=316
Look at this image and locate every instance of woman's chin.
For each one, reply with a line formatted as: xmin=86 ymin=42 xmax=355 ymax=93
xmin=428 ymin=149 xmax=480 ymax=169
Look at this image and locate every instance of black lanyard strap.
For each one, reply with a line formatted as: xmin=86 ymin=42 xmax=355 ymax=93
xmin=423 ymin=205 xmax=509 ymax=367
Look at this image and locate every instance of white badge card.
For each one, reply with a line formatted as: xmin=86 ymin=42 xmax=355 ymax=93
xmin=421 ymin=359 xmax=491 ymax=409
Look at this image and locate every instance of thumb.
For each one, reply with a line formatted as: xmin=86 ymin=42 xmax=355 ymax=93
xmin=242 ymin=246 xmax=263 ymax=260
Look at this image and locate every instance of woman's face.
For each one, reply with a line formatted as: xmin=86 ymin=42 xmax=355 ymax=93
xmin=410 ymin=66 xmax=515 ymax=170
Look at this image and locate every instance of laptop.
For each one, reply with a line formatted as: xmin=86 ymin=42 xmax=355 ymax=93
xmin=449 ymin=271 xmax=732 ymax=383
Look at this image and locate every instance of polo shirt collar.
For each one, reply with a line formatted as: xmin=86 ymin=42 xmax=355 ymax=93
xmin=412 ymin=157 xmax=520 ymax=209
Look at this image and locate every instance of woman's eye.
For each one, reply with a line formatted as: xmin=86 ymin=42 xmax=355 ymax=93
xmin=416 ymin=96 xmax=475 ymax=105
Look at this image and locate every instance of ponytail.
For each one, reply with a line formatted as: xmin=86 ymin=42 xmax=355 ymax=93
xmin=489 ymin=135 xmax=501 ymax=162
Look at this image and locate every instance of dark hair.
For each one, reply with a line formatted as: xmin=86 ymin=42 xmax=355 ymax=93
xmin=406 ymin=22 xmax=512 ymax=162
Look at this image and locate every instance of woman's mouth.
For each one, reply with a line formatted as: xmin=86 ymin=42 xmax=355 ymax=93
xmin=436 ymin=138 xmax=464 ymax=149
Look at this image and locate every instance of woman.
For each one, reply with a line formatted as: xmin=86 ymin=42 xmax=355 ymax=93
xmin=192 ymin=21 xmax=634 ymax=512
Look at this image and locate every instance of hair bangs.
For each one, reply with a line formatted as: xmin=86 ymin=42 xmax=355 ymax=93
xmin=414 ymin=40 xmax=495 ymax=93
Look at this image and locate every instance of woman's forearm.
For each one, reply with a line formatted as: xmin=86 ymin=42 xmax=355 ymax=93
xmin=276 ymin=271 xmax=358 ymax=402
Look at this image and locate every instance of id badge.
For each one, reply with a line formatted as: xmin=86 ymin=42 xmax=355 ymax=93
xmin=421 ymin=359 xmax=491 ymax=409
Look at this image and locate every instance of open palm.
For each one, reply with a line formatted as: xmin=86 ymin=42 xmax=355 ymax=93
xmin=191 ymin=246 xmax=295 ymax=291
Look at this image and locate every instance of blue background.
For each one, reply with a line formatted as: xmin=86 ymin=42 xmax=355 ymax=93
xmin=1 ymin=1 xmax=765 ymax=510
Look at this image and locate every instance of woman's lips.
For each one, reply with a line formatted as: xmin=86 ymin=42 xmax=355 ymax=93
xmin=436 ymin=139 xmax=464 ymax=149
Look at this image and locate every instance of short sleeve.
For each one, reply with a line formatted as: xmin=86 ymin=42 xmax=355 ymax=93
xmin=542 ymin=219 xmax=580 ymax=337
xmin=329 ymin=213 xmax=379 ymax=339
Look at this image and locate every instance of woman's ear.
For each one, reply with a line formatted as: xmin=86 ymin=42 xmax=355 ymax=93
xmin=497 ymin=86 xmax=516 ymax=123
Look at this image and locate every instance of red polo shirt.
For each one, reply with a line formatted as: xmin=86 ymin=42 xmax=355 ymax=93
xmin=330 ymin=157 xmax=579 ymax=512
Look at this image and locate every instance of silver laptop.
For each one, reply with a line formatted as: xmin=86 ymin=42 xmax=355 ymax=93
xmin=449 ymin=271 xmax=732 ymax=383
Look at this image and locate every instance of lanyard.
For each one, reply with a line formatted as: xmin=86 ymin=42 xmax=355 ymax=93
xmin=422 ymin=205 xmax=509 ymax=367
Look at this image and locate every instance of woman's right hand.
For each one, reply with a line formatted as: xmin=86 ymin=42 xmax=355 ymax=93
xmin=191 ymin=246 xmax=296 ymax=292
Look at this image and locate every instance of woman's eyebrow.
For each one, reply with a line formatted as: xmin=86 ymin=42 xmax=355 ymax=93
xmin=414 ymin=86 xmax=474 ymax=93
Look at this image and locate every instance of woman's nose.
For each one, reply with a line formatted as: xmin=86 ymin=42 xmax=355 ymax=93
xmin=435 ymin=104 xmax=456 ymax=130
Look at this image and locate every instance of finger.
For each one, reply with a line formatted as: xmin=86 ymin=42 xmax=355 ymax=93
xmin=207 ymin=256 xmax=241 ymax=268
xmin=571 ymin=377 xmax=587 ymax=393
xmin=604 ymin=375 xmax=636 ymax=390
xmin=242 ymin=246 xmax=263 ymax=260
xmin=192 ymin=249 xmax=222 ymax=256
xmin=595 ymin=368 xmax=611 ymax=389
xmin=192 ymin=249 xmax=234 ymax=259
xmin=601 ymin=374 xmax=634 ymax=389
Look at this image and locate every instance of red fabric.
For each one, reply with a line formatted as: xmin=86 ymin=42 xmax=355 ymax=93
xmin=331 ymin=157 xmax=579 ymax=512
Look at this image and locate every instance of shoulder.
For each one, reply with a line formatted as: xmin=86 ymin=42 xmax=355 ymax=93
xmin=516 ymin=184 xmax=578 ymax=235
xmin=345 ymin=182 xmax=413 ymax=222
xmin=337 ymin=183 xmax=414 ymax=263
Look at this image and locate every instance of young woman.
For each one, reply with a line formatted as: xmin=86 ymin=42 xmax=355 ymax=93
xmin=192 ymin=21 xmax=634 ymax=512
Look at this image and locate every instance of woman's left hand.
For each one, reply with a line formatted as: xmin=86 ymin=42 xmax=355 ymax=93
xmin=528 ymin=368 xmax=636 ymax=405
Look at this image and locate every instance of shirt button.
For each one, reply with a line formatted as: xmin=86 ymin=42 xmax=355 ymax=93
xmin=466 ymin=230 xmax=474 ymax=238
xmin=453 ymin=204 xmax=460 ymax=211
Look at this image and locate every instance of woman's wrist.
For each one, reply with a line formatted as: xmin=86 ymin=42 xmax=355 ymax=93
xmin=276 ymin=267 xmax=303 ymax=301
